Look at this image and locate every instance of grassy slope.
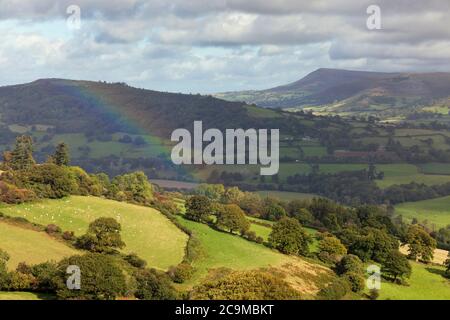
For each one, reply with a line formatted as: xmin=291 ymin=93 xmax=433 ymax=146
xmin=378 ymin=262 xmax=450 ymax=300
xmin=0 ymin=292 xmax=53 ymax=300
xmin=176 ymin=216 xmax=333 ymax=296
xmin=1 ymin=196 xmax=188 ymax=270
xmin=0 ymin=221 xmax=80 ymax=270
xmin=394 ymin=195 xmax=450 ymax=228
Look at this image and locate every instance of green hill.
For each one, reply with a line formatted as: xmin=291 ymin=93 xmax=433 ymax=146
xmin=1 ymin=196 xmax=189 ymax=270
xmin=395 ymin=195 xmax=450 ymax=229
xmin=176 ymin=216 xmax=333 ymax=297
xmin=377 ymin=262 xmax=450 ymax=300
xmin=0 ymin=221 xmax=80 ymax=270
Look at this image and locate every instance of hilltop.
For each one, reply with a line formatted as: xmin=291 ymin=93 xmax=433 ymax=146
xmin=215 ymin=68 xmax=450 ymax=119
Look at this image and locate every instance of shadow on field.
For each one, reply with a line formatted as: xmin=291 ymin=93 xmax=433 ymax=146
xmin=425 ymin=267 xmax=446 ymax=278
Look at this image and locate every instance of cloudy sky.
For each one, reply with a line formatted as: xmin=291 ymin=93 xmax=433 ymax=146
xmin=0 ymin=0 xmax=449 ymax=93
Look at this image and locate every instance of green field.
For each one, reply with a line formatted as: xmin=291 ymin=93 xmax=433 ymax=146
xmin=1 ymin=196 xmax=188 ymax=270
xmin=394 ymin=196 xmax=450 ymax=229
xmin=0 ymin=292 xmax=53 ymax=300
xmin=176 ymin=216 xmax=332 ymax=294
xmin=375 ymin=164 xmax=450 ymax=188
xmin=0 ymin=221 xmax=80 ymax=270
xmin=419 ymin=163 xmax=450 ymax=175
xmin=378 ymin=262 xmax=450 ymax=300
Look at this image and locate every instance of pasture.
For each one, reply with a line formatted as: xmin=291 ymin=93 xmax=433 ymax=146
xmin=1 ymin=196 xmax=188 ymax=270
xmin=394 ymin=195 xmax=450 ymax=229
xmin=0 ymin=221 xmax=80 ymax=270
xmin=176 ymin=216 xmax=333 ymax=295
xmin=378 ymin=262 xmax=450 ymax=300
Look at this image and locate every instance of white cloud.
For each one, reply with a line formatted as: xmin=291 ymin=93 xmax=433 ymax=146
xmin=0 ymin=0 xmax=448 ymax=92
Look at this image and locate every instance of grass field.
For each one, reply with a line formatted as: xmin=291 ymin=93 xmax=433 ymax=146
xmin=419 ymin=163 xmax=450 ymax=175
xmin=394 ymin=196 xmax=450 ymax=229
xmin=0 ymin=292 xmax=53 ymax=300
xmin=0 ymin=221 xmax=80 ymax=270
xmin=378 ymin=262 xmax=450 ymax=300
xmin=176 ymin=216 xmax=332 ymax=295
xmin=1 ymin=196 xmax=188 ymax=270
xmin=376 ymin=164 xmax=450 ymax=188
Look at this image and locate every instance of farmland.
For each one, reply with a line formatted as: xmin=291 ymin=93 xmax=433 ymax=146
xmin=378 ymin=262 xmax=450 ymax=300
xmin=0 ymin=221 xmax=80 ymax=270
xmin=175 ymin=216 xmax=333 ymax=295
xmin=394 ymin=195 xmax=450 ymax=229
xmin=1 ymin=196 xmax=188 ymax=270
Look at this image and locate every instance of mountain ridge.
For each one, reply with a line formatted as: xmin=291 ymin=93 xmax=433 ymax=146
xmin=214 ymin=68 xmax=450 ymax=119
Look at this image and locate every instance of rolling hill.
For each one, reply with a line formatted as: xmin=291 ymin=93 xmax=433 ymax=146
xmin=1 ymin=196 xmax=189 ymax=270
xmin=0 ymin=220 xmax=80 ymax=270
xmin=215 ymin=68 xmax=450 ymax=119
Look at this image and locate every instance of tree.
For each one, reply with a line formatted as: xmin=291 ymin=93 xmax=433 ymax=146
xmin=185 ymin=195 xmax=214 ymax=222
xmin=216 ymin=204 xmax=250 ymax=234
xmin=405 ymin=225 xmax=436 ymax=263
xmin=318 ymin=235 xmax=347 ymax=263
xmin=57 ymin=253 xmax=128 ymax=300
xmin=268 ymin=217 xmax=311 ymax=255
xmin=13 ymin=163 xmax=77 ymax=198
xmin=10 ymin=135 xmax=35 ymax=170
xmin=195 ymin=184 xmax=225 ymax=201
xmin=76 ymin=217 xmax=125 ymax=253
xmin=336 ymin=254 xmax=364 ymax=275
xmin=134 ymin=268 xmax=177 ymax=300
xmin=381 ymin=250 xmax=411 ymax=282
xmin=222 ymin=186 xmax=243 ymax=204
xmin=263 ymin=202 xmax=287 ymax=221
xmin=109 ymin=171 xmax=153 ymax=204
xmin=53 ymin=142 xmax=70 ymax=166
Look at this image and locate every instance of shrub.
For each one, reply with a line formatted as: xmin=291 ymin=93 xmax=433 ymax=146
xmin=124 ymin=253 xmax=147 ymax=269
xmin=190 ymin=270 xmax=301 ymax=300
xmin=343 ymin=272 xmax=365 ymax=293
xmin=0 ymin=181 xmax=35 ymax=204
xmin=134 ymin=269 xmax=177 ymax=300
xmin=6 ymin=271 xmax=34 ymax=291
xmin=168 ymin=263 xmax=194 ymax=283
xmin=336 ymin=254 xmax=364 ymax=276
xmin=12 ymin=164 xmax=77 ymax=198
xmin=62 ymin=231 xmax=75 ymax=241
xmin=30 ymin=261 xmax=61 ymax=292
xmin=318 ymin=278 xmax=350 ymax=300
xmin=45 ymin=224 xmax=62 ymax=234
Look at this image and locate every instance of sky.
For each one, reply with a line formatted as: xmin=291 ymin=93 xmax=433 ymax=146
xmin=0 ymin=0 xmax=449 ymax=93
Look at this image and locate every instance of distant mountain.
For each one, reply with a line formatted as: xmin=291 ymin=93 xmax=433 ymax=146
xmin=215 ymin=68 xmax=450 ymax=119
